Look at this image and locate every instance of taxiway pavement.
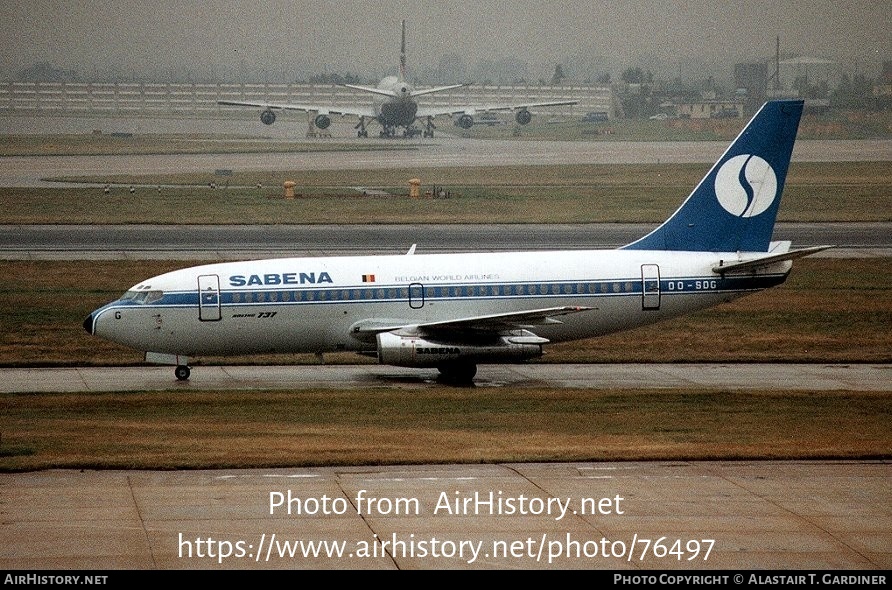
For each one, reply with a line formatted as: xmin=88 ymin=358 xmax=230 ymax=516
xmin=1 ymin=460 xmax=888 ymax=569
xmin=0 ymin=135 xmax=888 ymax=188
xmin=2 ymin=363 xmax=889 ymax=393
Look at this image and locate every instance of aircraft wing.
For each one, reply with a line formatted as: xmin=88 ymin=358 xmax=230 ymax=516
xmin=416 ymin=99 xmax=578 ymax=119
xmin=217 ymin=100 xmax=376 ymax=118
xmin=351 ymin=305 xmax=591 ymax=341
xmin=416 ymin=305 xmax=591 ymax=333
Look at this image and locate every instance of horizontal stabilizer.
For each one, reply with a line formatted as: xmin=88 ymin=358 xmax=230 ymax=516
xmin=411 ymin=83 xmax=469 ymax=97
xmin=340 ymin=83 xmax=398 ymax=98
xmin=712 ymin=245 xmax=834 ymax=273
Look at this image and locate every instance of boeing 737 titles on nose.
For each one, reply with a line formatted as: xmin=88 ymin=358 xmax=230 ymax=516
xmin=84 ymin=100 xmax=831 ymax=383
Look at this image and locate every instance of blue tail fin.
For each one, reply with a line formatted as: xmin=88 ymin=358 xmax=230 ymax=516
xmin=623 ymin=100 xmax=804 ymax=252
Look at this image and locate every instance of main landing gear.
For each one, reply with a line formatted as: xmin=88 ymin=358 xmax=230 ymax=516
xmin=423 ymin=116 xmax=436 ymax=138
xmin=436 ymin=362 xmax=477 ymax=385
xmin=174 ymin=365 xmax=191 ymax=381
xmin=357 ymin=118 xmax=435 ymax=139
xmin=355 ymin=117 xmax=369 ymax=138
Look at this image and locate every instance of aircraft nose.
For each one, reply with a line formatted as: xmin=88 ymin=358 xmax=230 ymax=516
xmin=83 ymin=312 xmax=95 ymax=335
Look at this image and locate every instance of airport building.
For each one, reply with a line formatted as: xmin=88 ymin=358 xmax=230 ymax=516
xmin=735 ymin=56 xmax=838 ymax=110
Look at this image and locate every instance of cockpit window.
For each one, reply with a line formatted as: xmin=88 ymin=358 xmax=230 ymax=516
xmin=121 ymin=290 xmax=163 ymax=304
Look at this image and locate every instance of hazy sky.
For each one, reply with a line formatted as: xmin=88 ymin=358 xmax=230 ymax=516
xmin=1 ymin=1 xmax=889 ymax=82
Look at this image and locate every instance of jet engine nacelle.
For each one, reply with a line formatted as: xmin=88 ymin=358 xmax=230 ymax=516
xmin=515 ymin=109 xmax=532 ymax=125
xmin=456 ymin=114 xmax=474 ymax=129
xmin=260 ymin=109 xmax=277 ymax=125
xmin=314 ymin=114 xmax=331 ymax=129
xmin=375 ymin=331 xmax=543 ymax=368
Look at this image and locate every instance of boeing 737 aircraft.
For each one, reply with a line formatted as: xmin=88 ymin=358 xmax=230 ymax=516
xmin=84 ymin=100 xmax=831 ymax=383
xmin=218 ymin=21 xmax=578 ymax=138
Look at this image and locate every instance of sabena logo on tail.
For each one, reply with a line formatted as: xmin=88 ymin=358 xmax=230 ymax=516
xmin=714 ymin=154 xmax=778 ymax=218
xmin=622 ymin=100 xmax=804 ymax=253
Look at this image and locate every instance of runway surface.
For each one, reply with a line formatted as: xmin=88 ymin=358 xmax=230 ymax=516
xmin=0 ymin=136 xmax=889 ymax=188
xmin=2 ymin=363 xmax=889 ymax=393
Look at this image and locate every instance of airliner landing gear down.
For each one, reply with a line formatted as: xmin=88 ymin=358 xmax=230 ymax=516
xmin=84 ymin=102 xmax=820 ymax=391
xmin=423 ymin=116 xmax=436 ymax=138
xmin=356 ymin=117 xmax=368 ymax=138
xmin=437 ymin=362 xmax=477 ymax=384
xmin=143 ymin=352 xmax=191 ymax=381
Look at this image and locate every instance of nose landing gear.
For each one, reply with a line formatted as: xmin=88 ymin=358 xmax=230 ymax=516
xmin=174 ymin=365 xmax=191 ymax=381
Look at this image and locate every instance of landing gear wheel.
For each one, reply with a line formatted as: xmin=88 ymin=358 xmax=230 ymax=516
xmin=174 ymin=365 xmax=191 ymax=381
xmin=437 ymin=362 xmax=477 ymax=385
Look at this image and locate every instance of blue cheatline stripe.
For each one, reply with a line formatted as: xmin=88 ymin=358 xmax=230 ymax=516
xmin=112 ymin=274 xmax=787 ymax=309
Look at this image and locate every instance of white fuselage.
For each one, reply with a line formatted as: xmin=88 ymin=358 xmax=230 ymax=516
xmin=87 ymin=249 xmax=789 ymax=359
xmin=373 ymin=75 xmax=418 ymax=127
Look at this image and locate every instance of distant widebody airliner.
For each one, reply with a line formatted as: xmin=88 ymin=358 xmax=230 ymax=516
xmin=85 ymin=100 xmax=830 ymax=383
xmin=218 ymin=20 xmax=578 ymax=138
